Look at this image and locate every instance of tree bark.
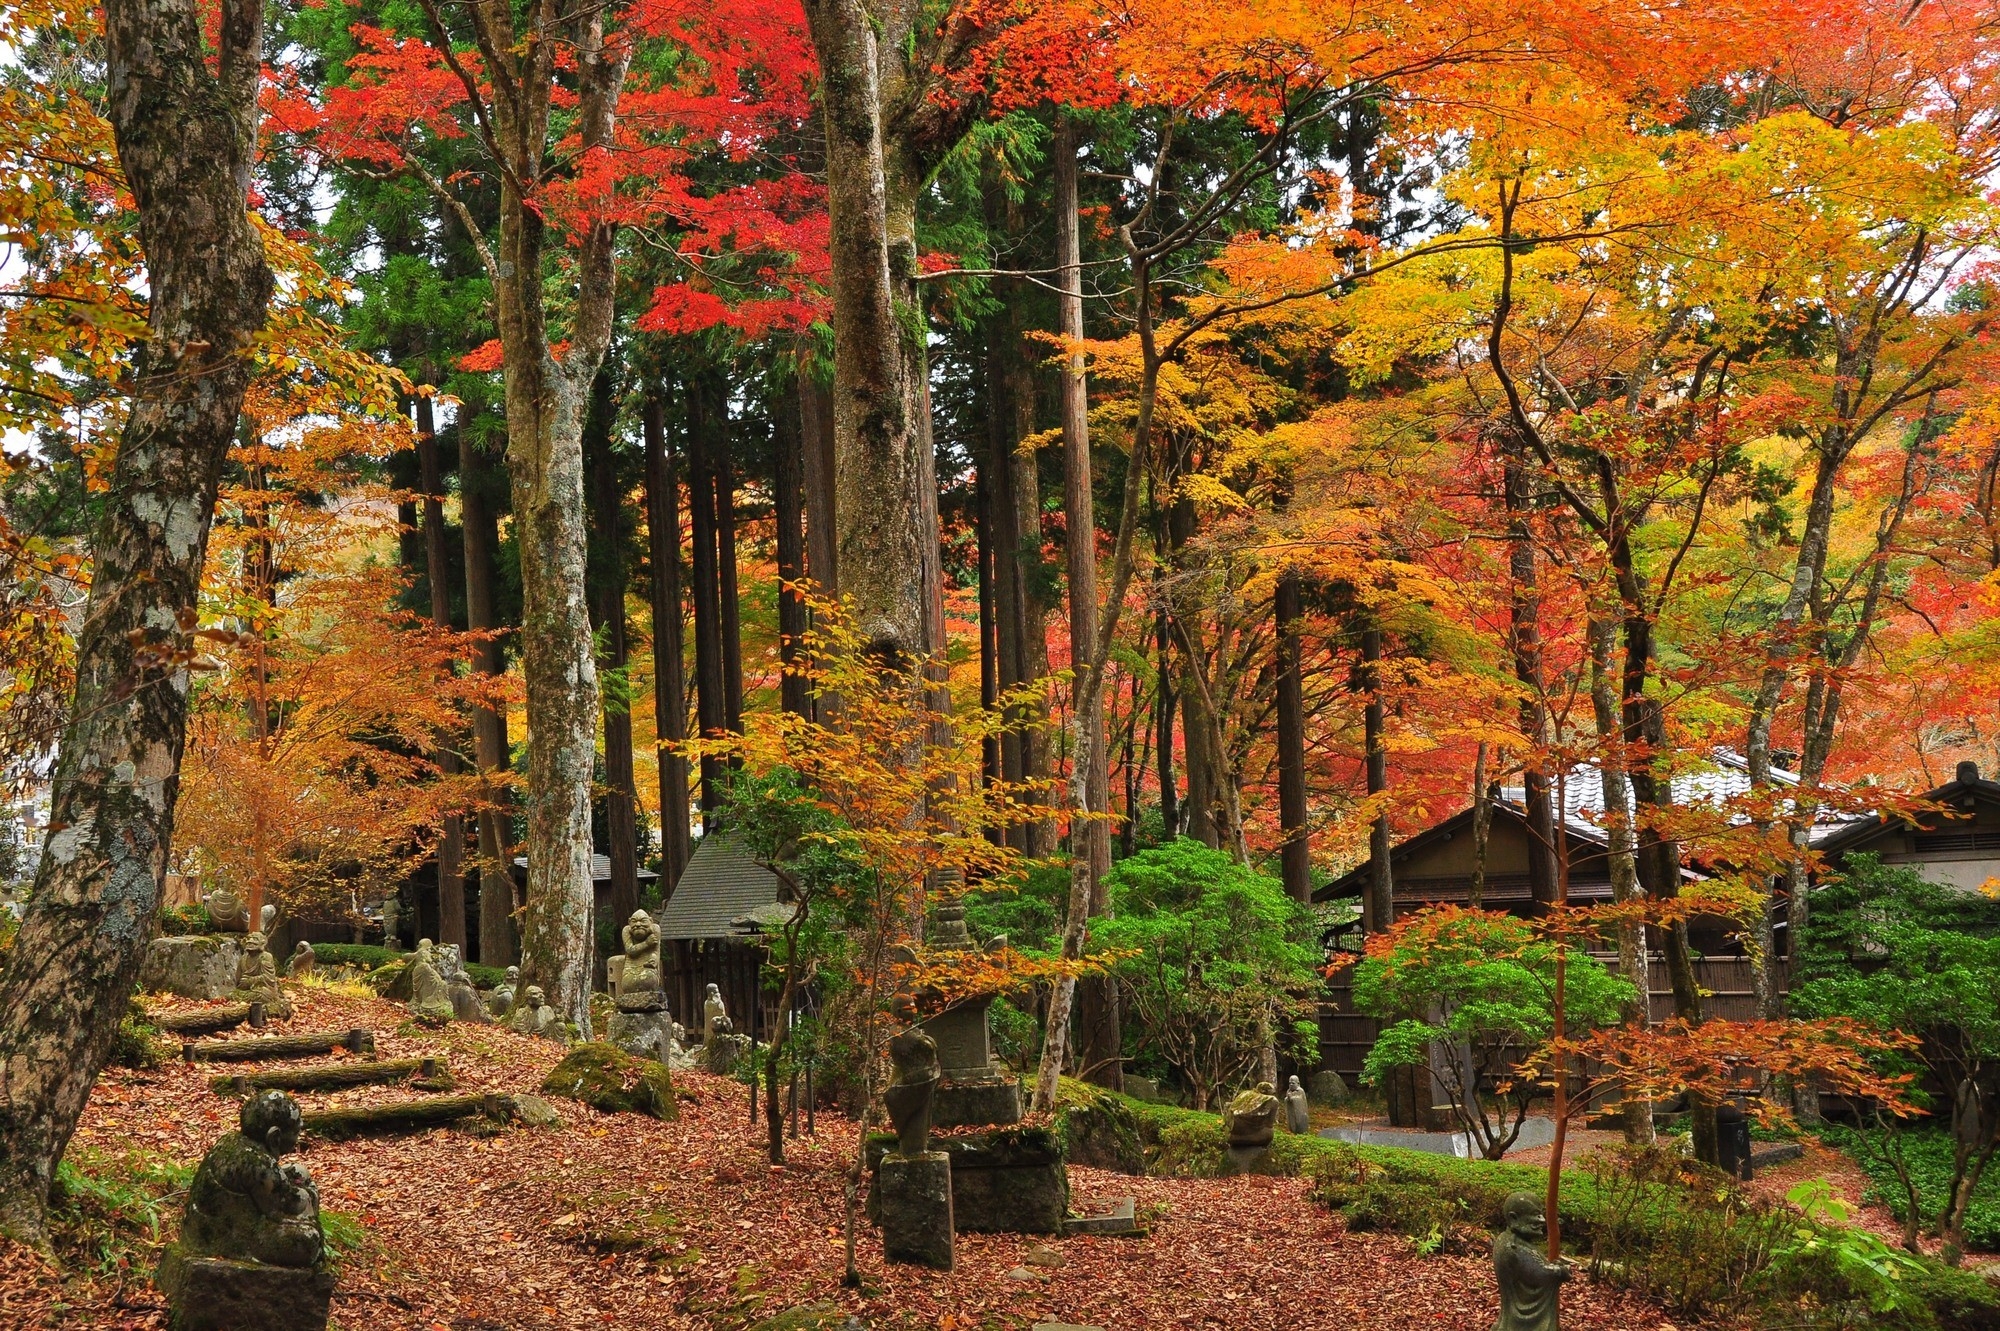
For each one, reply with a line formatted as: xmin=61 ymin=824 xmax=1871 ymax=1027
xmin=460 ymin=426 xmax=515 ymax=965
xmin=688 ymin=378 xmax=728 ymax=828
xmin=1360 ymin=623 xmax=1394 ymax=935
xmin=643 ymin=393 xmax=692 ymax=886
xmin=1274 ymin=571 xmax=1312 ymax=903
xmin=0 ymin=0 xmax=273 ymax=1244
xmin=717 ymin=439 xmax=744 ymax=735
xmin=415 ymin=396 xmax=467 ymax=952
xmin=775 ymin=378 xmax=811 ymax=719
xmin=1155 ymin=604 xmax=1178 ymax=837
xmin=588 ymin=371 xmax=639 ymax=927
xmin=1589 ymin=614 xmax=1653 ymax=1144
xmin=1503 ymin=448 xmax=1559 ymax=907
xmin=799 ymin=373 xmax=839 ymax=599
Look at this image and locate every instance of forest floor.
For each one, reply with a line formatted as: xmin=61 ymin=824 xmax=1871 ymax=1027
xmin=0 ymin=985 xmax=1738 ymax=1329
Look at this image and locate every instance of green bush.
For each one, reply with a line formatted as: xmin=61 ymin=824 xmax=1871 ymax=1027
xmin=1822 ymin=1125 xmax=2000 ymax=1253
xmin=309 ymin=942 xmax=403 ymax=972
xmin=111 ymin=1004 xmax=165 ymax=1070
xmin=49 ymin=1148 xmax=194 ymax=1277
xmin=158 ymin=903 xmax=213 ymax=936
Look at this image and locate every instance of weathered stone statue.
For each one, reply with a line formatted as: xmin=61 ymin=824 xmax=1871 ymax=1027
xmin=1284 ymin=1075 xmax=1310 ymax=1134
xmin=284 ymin=941 xmax=315 ymax=979
xmin=205 ymin=887 xmax=251 ymax=933
xmin=434 ymin=942 xmax=489 ymax=1022
xmin=488 ymin=965 xmax=519 ymax=1017
xmin=1225 ymin=1082 xmax=1281 ymax=1151
xmin=612 ymin=911 xmax=666 ymax=1012
xmin=884 ymin=997 xmax=941 ymax=1159
xmin=407 ymin=939 xmax=453 ymax=1024
xmin=159 ymin=1091 xmax=333 ymax=1330
xmin=233 ymin=932 xmax=292 ymax=1020
xmin=701 ymin=983 xmax=728 ymax=1044
xmin=509 ymin=985 xmax=563 ymax=1040
xmin=1492 ymin=1191 xmax=1568 ymax=1331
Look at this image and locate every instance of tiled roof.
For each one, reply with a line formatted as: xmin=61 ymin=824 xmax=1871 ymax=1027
xmin=653 ymin=834 xmax=783 ymax=941
xmin=511 ymin=854 xmax=659 ymax=883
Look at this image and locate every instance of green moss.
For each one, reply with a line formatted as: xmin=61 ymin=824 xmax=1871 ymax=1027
xmin=541 ymin=1042 xmax=679 ymax=1120
xmin=303 ymin=942 xmax=402 ymax=972
xmin=1051 ymin=1076 xmax=1147 ymax=1173
xmin=112 ymin=1001 xmax=166 ymax=1070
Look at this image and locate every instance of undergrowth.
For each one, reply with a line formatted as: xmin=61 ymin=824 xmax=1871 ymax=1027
xmin=1821 ymin=1125 xmax=2000 ymax=1253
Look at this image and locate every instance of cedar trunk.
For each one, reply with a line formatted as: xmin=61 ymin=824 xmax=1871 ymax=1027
xmin=1274 ymin=572 xmax=1312 ymax=904
xmin=415 ymin=397 xmax=466 ymax=951
xmin=775 ymin=379 xmax=812 ymax=718
xmin=642 ymin=394 xmax=692 ymax=886
xmin=0 ymin=0 xmax=274 ymax=1242
xmin=589 ymin=372 xmax=640 ymax=926
xmin=461 ymin=428 xmax=515 ymax=965
xmin=688 ymin=380 xmax=728 ymax=826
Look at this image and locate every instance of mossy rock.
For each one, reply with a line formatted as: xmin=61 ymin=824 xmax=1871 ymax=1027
xmin=540 ymin=1042 xmax=678 ymax=1120
xmin=365 ymin=957 xmax=413 ymax=1000
xmin=1052 ymin=1077 xmax=1147 ymax=1174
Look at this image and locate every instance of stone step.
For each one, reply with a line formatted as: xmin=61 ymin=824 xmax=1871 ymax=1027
xmin=1063 ymin=1196 xmax=1144 ymax=1237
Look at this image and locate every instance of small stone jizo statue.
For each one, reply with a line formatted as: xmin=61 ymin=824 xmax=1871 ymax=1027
xmin=160 ymin=1090 xmax=332 ymax=1330
xmin=284 ymin=940 xmax=315 ymax=979
xmin=1493 ymin=1191 xmax=1569 ymax=1331
xmin=407 ymin=938 xmax=453 ymax=1024
xmin=1284 ymin=1074 xmax=1310 ymax=1134
xmin=702 ymin=982 xmax=728 ymax=1044
xmin=883 ymin=992 xmax=941 ymax=1158
xmin=612 ymin=911 xmax=666 ymax=1012
xmin=233 ymin=931 xmax=292 ymax=1019
xmin=509 ymin=984 xmax=562 ymax=1040
xmin=1224 ymin=1081 xmax=1281 ymax=1150
xmin=488 ymin=964 xmax=519 ymax=1017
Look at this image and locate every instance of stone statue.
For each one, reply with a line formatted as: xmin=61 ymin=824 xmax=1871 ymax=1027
xmin=488 ymin=965 xmax=519 ymax=1017
xmin=434 ymin=943 xmax=489 ymax=1022
xmin=160 ymin=1091 xmax=333 ymax=1329
xmin=407 ymin=939 xmax=453 ymax=1023
xmin=233 ymin=932 xmax=292 ymax=1019
xmin=1284 ymin=1075 xmax=1310 ymax=1134
xmin=205 ymin=887 xmax=251 ymax=933
xmin=1224 ymin=1082 xmax=1281 ymax=1151
xmin=613 ymin=911 xmax=666 ymax=1011
xmin=883 ymin=994 xmax=941 ymax=1159
xmin=1492 ymin=1191 xmax=1568 ymax=1331
xmin=509 ymin=985 xmax=563 ymax=1040
xmin=702 ymin=983 xmax=728 ymax=1044
xmin=284 ymin=941 xmax=315 ymax=979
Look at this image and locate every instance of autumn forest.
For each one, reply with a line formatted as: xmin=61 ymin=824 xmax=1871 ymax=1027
xmin=1 ymin=0 xmax=2000 ymax=1327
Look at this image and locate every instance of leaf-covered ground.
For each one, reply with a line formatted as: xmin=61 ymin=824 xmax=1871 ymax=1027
xmin=10 ymin=985 xmax=1696 ymax=1329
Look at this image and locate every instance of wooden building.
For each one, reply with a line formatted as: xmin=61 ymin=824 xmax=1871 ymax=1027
xmin=1818 ymin=760 xmax=2000 ymax=893
xmin=652 ymin=834 xmax=790 ymax=1042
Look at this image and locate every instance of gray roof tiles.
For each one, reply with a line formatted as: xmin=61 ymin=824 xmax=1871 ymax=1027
xmin=653 ymin=834 xmax=784 ymax=940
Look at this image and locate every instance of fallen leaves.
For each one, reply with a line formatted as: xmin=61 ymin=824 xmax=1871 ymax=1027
xmin=29 ymin=986 xmax=1704 ymax=1329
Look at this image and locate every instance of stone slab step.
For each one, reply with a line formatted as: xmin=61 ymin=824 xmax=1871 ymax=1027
xmin=1064 ymin=1196 xmax=1143 ymax=1237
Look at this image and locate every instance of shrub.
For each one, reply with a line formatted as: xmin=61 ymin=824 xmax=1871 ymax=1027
xmin=157 ymin=903 xmax=213 ymax=935
xmin=48 ymin=1148 xmax=193 ymax=1277
xmin=1821 ymin=1125 xmax=2000 ymax=1254
xmin=111 ymin=1003 xmax=165 ymax=1070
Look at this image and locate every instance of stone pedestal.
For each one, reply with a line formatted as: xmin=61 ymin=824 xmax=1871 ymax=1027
xmin=157 ymin=1249 xmax=334 ymax=1331
xmin=142 ymin=936 xmax=244 ymax=1001
xmin=705 ymin=1032 xmax=751 ymax=1075
xmin=877 ymin=1152 xmax=954 ymax=1269
xmin=869 ymin=1127 xmax=1067 ymax=1234
xmin=607 ymin=1009 xmax=677 ymax=1063
xmin=933 ymin=1077 xmax=1022 ymax=1129
xmin=923 ymin=998 xmax=1021 ymax=1126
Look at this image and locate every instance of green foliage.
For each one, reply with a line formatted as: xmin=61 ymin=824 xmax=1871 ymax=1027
xmin=309 ymin=942 xmax=404 ymax=972
xmin=1822 ymin=1125 xmax=2000 ymax=1253
xmin=1353 ymin=908 xmax=1633 ymax=1155
xmin=1777 ymin=1180 xmax=1933 ymax=1318
xmin=111 ymin=1002 xmax=164 ymax=1069
xmin=1091 ymin=840 xmax=1322 ymax=1108
xmin=158 ymin=903 xmax=213 ymax=935
xmin=962 ymin=860 xmax=1068 ymax=955
xmin=48 ymin=1148 xmax=194 ymax=1278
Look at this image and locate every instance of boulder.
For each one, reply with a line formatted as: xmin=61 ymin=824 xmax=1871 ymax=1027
xmin=1309 ymin=1069 xmax=1350 ymax=1106
xmin=541 ymin=1042 xmax=679 ymax=1120
xmin=141 ymin=936 xmax=244 ymax=1002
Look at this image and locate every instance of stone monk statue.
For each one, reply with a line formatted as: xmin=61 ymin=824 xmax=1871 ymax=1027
xmin=234 ymin=931 xmax=291 ymax=1019
xmin=407 ymin=939 xmax=453 ymax=1023
xmin=179 ymin=1091 xmax=325 ymax=1269
xmin=1493 ymin=1191 xmax=1569 ymax=1331
xmin=613 ymin=911 xmax=666 ymax=1011
xmin=702 ymin=983 xmax=728 ymax=1043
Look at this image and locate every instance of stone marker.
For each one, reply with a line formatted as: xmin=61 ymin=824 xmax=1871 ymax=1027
xmin=158 ymin=1091 xmax=334 ymax=1331
xmin=487 ymin=965 xmax=519 ymax=1017
xmin=1225 ymin=1082 xmax=1280 ymax=1150
xmin=611 ymin=911 xmax=667 ymax=1011
xmin=407 ymin=939 xmax=453 ymax=1024
xmin=232 ymin=932 xmax=292 ymax=1020
xmin=1063 ymin=1195 xmax=1142 ymax=1237
xmin=284 ymin=941 xmax=315 ymax=979
xmin=1493 ymin=1191 xmax=1568 ymax=1331
xmin=877 ymin=1153 xmax=954 ymax=1269
xmin=1308 ymin=1069 xmax=1350 ymax=1106
xmin=1284 ymin=1074 xmax=1310 ymax=1134
xmin=509 ymin=985 xmax=564 ymax=1040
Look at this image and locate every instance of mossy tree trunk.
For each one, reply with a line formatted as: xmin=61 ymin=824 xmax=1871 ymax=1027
xmin=0 ymin=0 xmax=274 ymax=1246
